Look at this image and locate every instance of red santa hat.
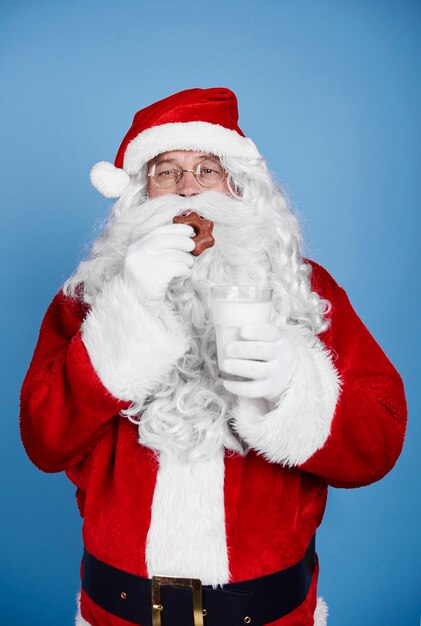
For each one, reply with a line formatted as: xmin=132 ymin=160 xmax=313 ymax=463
xmin=90 ymin=87 xmax=261 ymax=198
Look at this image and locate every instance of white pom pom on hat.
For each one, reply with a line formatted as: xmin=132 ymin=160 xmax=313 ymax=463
xmin=90 ymin=88 xmax=261 ymax=198
xmin=90 ymin=161 xmax=131 ymax=199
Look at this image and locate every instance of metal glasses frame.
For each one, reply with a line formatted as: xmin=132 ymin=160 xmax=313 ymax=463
xmin=147 ymin=158 xmax=228 ymax=189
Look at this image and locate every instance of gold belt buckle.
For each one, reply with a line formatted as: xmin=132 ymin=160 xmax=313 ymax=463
xmin=151 ymin=575 xmax=204 ymax=626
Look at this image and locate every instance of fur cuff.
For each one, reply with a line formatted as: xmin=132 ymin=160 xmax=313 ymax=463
xmin=81 ymin=276 xmax=188 ymax=404
xmin=232 ymin=326 xmax=341 ymax=467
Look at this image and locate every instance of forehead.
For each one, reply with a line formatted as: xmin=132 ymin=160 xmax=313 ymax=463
xmin=151 ymin=150 xmax=218 ymax=163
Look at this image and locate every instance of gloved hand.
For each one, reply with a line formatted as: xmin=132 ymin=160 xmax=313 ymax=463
xmin=123 ymin=223 xmax=196 ymax=301
xmin=221 ymin=323 xmax=296 ymax=402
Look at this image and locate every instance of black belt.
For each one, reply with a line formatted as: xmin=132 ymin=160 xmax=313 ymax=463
xmin=82 ymin=536 xmax=316 ymax=626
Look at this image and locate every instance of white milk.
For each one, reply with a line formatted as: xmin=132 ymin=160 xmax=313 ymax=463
xmin=212 ymin=298 xmax=272 ymax=369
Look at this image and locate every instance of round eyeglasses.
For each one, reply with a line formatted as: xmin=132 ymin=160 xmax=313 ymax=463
xmin=148 ymin=157 xmax=227 ymax=189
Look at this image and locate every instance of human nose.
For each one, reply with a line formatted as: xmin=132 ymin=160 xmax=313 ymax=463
xmin=176 ymin=170 xmax=202 ymax=197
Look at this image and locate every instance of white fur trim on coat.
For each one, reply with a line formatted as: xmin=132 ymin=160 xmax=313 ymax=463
xmin=75 ymin=593 xmax=90 ymax=625
xmin=124 ymin=121 xmax=261 ymax=174
xmin=146 ymin=449 xmax=229 ymax=585
xmin=232 ymin=326 xmax=341 ymax=467
xmin=75 ymin=609 xmax=90 ymax=625
xmin=314 ymin=596 xmax=329 ymax=625
xmin=81 ymin=276 xmax=188 ymax=405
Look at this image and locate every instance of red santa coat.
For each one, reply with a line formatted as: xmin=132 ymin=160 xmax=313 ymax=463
xmin=20 ymin=261 xmax=407 ymax=626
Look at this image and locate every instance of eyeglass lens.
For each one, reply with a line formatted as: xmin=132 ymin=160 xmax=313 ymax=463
xmin=151 ymin=158 xmax=225 ymax=188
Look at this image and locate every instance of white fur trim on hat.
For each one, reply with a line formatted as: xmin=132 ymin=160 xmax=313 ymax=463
xmin=90 ymin=161 xmax=131 ymax=198
xmin=91 ymin=121 xmax=261 ymax=197
xmin=124 ymin=121 xmax=261 ymax=175
xmin=232 ymin=326 xmax=341 ymax=467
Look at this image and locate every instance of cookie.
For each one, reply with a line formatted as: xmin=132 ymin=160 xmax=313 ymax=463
xmin=173 ymin=210 xmax=215 ymax=256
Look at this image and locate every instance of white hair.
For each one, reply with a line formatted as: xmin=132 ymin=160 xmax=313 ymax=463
xmin=63 ymin=155 xmax=330 ymax=461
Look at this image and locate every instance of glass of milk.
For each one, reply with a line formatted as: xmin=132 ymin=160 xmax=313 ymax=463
xmin=211 ymin=285 xmax=273 ymax=380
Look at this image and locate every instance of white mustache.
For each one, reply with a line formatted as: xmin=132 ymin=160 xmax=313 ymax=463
xmin=117 ymin=191 xmax=275 ymax=254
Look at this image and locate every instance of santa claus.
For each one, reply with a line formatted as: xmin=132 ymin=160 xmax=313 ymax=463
xmin=20 ymin=88 xmax=407 ymax=626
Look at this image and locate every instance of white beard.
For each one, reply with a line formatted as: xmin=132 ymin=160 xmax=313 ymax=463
xmin=65 ymin=189 xmax=322 ymax=461
xmin=118 ymin=192 xmax=278 ymax=461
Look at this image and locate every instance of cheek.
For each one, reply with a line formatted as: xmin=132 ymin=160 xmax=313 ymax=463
xmin=147 ymin=181 xmax=170 ymax=199
xmin=216 ymin=177 xmax=232 ymax=197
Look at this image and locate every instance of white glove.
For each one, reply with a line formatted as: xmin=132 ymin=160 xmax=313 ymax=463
xmin=123 ymin=223 xmax=196 ymax=301
xmin=221 ymin=323 xmax=296 ymax=402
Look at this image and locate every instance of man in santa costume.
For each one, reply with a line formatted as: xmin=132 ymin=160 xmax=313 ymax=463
xmin=20 ymin=88 xmax=407 ymax=626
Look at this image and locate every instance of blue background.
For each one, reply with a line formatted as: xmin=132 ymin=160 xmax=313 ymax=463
xmin=1 ymin=1 xmax=419 ymax=624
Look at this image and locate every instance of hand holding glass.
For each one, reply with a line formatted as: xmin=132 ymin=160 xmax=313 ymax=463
xmin=211 ymin=286 xmax=273 ymax=381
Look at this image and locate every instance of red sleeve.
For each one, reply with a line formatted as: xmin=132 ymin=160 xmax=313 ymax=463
xmin=20 ymin=291 xmax=130 ymax=473
xmin=300 ymin=261 xmax=407 ymax=487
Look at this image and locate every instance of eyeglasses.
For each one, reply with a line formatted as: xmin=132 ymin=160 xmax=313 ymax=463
xmin=148 ymin=157 xmax=227 ymax=189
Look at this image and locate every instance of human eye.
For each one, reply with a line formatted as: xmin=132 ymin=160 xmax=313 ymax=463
xmin=198 ymin=159 xmax=223 ymax=178
xmin=154 ymin=161 xmax=179 ymax=179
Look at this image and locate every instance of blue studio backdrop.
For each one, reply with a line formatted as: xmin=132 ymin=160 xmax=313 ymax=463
xmin=1 ymin=1 xmax=419 ymax=624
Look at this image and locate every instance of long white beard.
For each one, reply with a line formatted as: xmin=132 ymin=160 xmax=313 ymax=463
xmin=120 ymin=192 xmax=279 ymax=461
xmin=65 ymin=190 xmax=321 ymax=461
